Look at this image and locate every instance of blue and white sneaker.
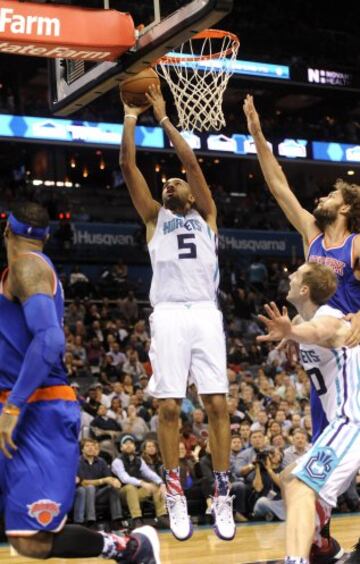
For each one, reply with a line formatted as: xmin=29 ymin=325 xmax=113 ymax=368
xmin=120 ymin=526 xmax=161 ymax=564
xmin=166 ymin=494 xmax=193 ymax=541
xmin=212 ymin=494 xmax=236 ymax=541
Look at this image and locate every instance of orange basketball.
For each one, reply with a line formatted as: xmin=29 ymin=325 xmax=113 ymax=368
xmin=120 ymin=68 xmax=160 ymax=106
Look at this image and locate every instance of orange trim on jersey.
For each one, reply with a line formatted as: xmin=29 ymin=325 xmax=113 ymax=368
xmin=0 ymin=385 xmax=76 ymax=404
xmin=322 ymin=233 xmax=352 ymax=251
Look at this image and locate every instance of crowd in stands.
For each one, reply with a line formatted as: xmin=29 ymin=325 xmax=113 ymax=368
xmin=64 ymin=260 xmax=360 ymax=531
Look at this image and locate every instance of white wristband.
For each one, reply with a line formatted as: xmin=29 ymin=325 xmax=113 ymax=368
xmin=124 ymin=114 xmax=137 ymax=121
xmin=159 ymin=116 xmax=169 ymax=126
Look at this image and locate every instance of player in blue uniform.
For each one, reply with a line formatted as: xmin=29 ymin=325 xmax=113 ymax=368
xmin=0 ymin=201 xmax=160 ymax=563
xmin=243 ymin=95 xmax=360 ymax=563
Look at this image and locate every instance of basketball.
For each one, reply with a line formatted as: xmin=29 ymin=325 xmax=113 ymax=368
xmin=120 ymin=68 xmax=160 ymax=106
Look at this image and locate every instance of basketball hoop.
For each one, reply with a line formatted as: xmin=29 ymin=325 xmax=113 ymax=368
xmin=157 ymin=29 xmax=240 ymax=132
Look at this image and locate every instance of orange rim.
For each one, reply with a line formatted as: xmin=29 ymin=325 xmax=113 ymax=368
xmin=158 ymin=29 xmax=239 ymax=65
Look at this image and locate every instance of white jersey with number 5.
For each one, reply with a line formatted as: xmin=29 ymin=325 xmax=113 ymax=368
xmin=148 ymin=207 xmax=219 ymax=306
xmin=299 ymin=305 xmax=360 ymax=424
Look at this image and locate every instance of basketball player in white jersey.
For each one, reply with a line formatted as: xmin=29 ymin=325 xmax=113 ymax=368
xmin=119 ymin=84 xmax=235 ymax=542
xmin=257 ymin=262 xmax=360 ymax=564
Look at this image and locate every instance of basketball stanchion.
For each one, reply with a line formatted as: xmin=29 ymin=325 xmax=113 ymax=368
xmin=157 ymin=29 xmax=240 ymax=132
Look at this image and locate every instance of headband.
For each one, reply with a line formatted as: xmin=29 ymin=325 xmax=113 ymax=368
xmin=8 ymin=213 xmax=50 ymax=240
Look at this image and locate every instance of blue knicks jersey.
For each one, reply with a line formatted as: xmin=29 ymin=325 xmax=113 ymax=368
xmin=308 ymin=233 xmax=360 ymax=314
xmin=308 ymin=233 xmax=360 ymax=440
xmin=0 ymin=251 xmax=68 ymax=389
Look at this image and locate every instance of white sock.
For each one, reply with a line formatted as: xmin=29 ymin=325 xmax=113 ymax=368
xmin=285 ymin=558 xmax=309 ymax=564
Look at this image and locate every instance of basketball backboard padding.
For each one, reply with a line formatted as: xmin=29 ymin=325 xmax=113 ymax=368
xmin=49 ymin=0 xmax=234 ymax=116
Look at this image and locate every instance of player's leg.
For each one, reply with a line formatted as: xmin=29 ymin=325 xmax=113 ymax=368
xmin=9 ymin=526 xmax=160 ymax=563
xmin=283 ymin=474 xmax=316 ymax=561
xmin=308 ymin=386 xmax=343 ymax=563
xmin=148 ymin=305 xmax=192 ymax=540
xmin=5 ymin=400 xmax=160 ymax=562
xmin=284 ymin=418 xmax=360 ymax=563
xmin=192 ymin=305 xmax=235 ymax=541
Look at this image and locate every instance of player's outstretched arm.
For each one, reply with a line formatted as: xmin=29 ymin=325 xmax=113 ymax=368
xmin=257 ymin=302 xmax=346 ymax=348
xmin=119 ymin=100 xmax=160 ymax=226
xmin=146 ymin=84 xmax=217 ymax=230
xmin=243 ymin=94 xmax=316 ymax=243
xmin=0 ymin=255 xmax=64 ymax=457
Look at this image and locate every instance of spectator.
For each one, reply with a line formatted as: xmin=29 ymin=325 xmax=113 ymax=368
xmin=121 ymin=404 xmax=149 ymax=442
xmin=83 ymin=384 xmax=102 ymax=417
xmin=73 ymin=439 xmax=124 ymax=529
xmin=192 ymin=408 xmax=208 ymax=440
xmin=107 ymin=397 xmax=127 ymax=426
xmin=283 ymin=428 xmax=310 ymax=467
xmin=106 ymin=342 xmax=126 ymax=370
xmin=112 ymin=435 xmax=168 ymax=529
xmin=122 ymin=350 xmax=147 ymax=384
xmin=252 ymin=447 xmax=285 ymax=522
xmin=239 ymin=421 xmax=251 ymax=449
xmin=141 ymin=440 xmax=163 ymax=477
xmin=230 ymin=434 xmax=243 ymax=471
xmin=230 ymin=430 xmax=268 ymax=520
xmin=248 ymin=256 xmax=268 ymax=293
xmin=227 ymin=397 xmax=246 ymax=435
xmin=90 ymin=404 xmax=122 ymax=458
xmin=120 ymin=291 xmax=139 ymax=324
xmin=178 ymin=442 xmax=205 ymax=516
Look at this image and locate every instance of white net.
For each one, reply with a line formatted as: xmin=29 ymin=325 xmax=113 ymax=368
xmin=157 ymin=30 xmax=239 ymax=132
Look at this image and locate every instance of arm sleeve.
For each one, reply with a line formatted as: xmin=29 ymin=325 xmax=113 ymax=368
xmin=8 ymin=294 xmax=65 ymax=408
xmin=111 ymin=458 xmax=142 ymax=487
xmin=139 ymin=459 xmax=163 ymax=485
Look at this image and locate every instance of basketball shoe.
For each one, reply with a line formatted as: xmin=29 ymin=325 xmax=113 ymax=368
xmin=166 ymin=494 xmax=193 ymax=541
xmin=117 ymin=526 xmax=161 ymax=563
xmin=309 ymin=536 xmax=344 ymax=563
xmin=212 ymin=494 xmax=236 ymax=541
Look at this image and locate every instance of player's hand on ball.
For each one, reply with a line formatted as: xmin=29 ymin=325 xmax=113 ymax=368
xmin=119 ymin=88 xmax=150 ymax=116
xmin=0 ymin=409 xmax=18 ymax=459
xmin=145 ymin=84 xmax=167 ymax=123
xmin=243 ymin=94 xmax=262 ymax=137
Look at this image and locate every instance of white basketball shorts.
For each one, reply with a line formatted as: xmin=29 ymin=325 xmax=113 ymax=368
xmin=148 ymin=301 xmax=228 ymax=398
xmin=292 ymin=417 xmax=360 ymax=507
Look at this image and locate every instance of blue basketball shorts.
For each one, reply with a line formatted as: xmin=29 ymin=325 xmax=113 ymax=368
xmin=0 ymin=398 xmax=80 ymax=536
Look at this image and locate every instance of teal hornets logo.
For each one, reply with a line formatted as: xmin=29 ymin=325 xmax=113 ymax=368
xmin=163 ymin=217 xmax=202 ymax=235
xmin=304 ymin=447 xmax=337 ymax=482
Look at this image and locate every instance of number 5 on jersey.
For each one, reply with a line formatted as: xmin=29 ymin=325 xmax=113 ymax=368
xmin=177 ymin=234 xmax=197 ymax=259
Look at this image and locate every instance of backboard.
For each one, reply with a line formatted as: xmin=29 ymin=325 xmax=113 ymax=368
xmin=48 ymin=0 xmax=234 ymax=116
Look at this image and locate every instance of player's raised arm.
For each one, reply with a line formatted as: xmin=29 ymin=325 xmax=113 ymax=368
xmin=243 ymin=94 xmax=317 ymax=243
xmin=257 ymin=302 xmax=347 ymax=349
xmin=146 ymin=84 xmax=217 ymax=231
xmin=119 ymin=100 xmax=160 ymax=226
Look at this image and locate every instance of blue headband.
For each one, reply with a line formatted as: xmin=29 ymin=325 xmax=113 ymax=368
xmin=8 ymin=213 xmax=50 ymax=240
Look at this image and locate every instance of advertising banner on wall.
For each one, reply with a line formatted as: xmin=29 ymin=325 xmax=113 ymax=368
xmin=50 ymin=221 xmax=303 ymax=259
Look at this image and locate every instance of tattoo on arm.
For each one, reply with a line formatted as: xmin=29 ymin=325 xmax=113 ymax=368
xmin=9 ymin=255 xmax=53 ymax=302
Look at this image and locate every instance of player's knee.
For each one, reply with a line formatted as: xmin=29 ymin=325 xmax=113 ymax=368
xmin=202 ymin=394 xmax=227 ymax=418
xmin=10 ymin=533 xmax=52 ymax=559
xmin=159 ymin=399 xmax=180 ymax=422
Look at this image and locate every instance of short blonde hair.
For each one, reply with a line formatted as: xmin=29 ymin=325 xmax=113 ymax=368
xmin=302 ymin=263 xmax=337 ymax=305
